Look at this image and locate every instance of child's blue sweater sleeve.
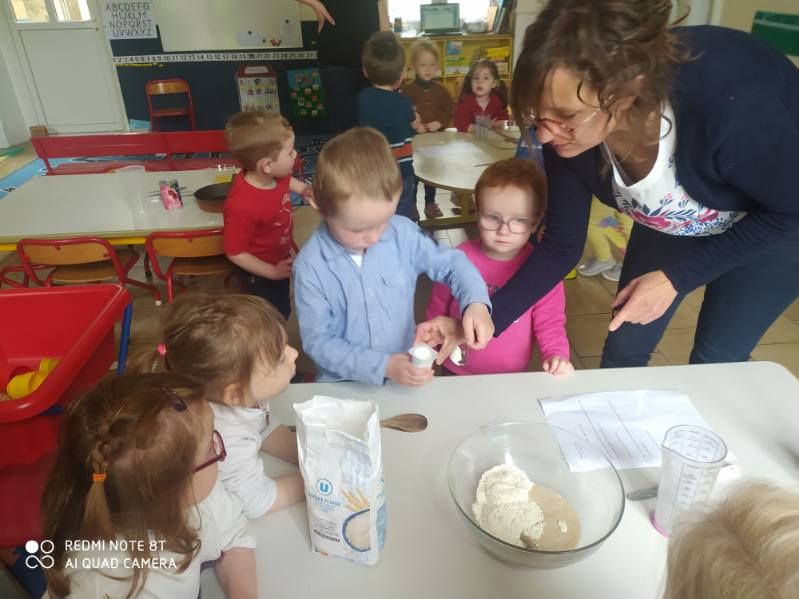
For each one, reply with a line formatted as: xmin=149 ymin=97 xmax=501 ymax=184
xmin=399 ymin=218 xmax=491 ymax=312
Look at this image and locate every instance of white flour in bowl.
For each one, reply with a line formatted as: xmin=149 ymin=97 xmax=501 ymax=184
xmin=472 ymin=464 xmax=544 ymax=547
xmin=472 ymin=464 xmax=581 ymax=551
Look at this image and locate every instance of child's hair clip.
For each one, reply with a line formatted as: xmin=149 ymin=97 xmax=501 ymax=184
xmin=159 ymin=385 xmax=187 ymax=412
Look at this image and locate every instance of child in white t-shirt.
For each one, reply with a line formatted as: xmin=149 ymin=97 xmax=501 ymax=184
xmin=138 ymin=292 xmax=304 ymax=519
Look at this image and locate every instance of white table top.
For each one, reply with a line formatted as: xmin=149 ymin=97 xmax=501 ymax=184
xmin=201 ymin=362 xmax=799 ymax=599
xmin=412 ymin=130 xmax=518 ymax=193
xmin=0 ymin=170 xmax=222 ymax=244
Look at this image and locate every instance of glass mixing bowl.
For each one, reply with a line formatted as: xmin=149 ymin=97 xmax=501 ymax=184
xmin=447 ymin=422 xmax=625 ymax=568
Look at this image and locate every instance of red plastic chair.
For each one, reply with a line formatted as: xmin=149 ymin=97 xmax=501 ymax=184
xmin=146 ymin=78 xmax=197 ymax=131
xmin=145 ymin=229 xmax=234 ymax=303
xmin=17 ymin=237 xmax=161 ymax=304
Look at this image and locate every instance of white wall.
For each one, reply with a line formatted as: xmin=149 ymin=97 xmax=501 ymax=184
xmin=674 ymin=0 xmax=714 ymax=26
xmin=0 ymin=56 xmax=29 ymax=147
xmin=0 ymin=1 xmax=37 ymax=147
xmin=512 ymin=0 xmax=543 ymax=65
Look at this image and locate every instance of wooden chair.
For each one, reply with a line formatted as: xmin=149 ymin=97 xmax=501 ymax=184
xmin=146 ymin=78 xmax=197 ymax=131
xmin=145 ymin=229 xmax=234 ymax=303
xmin=17 ymin=237 xmax=161 ymax=304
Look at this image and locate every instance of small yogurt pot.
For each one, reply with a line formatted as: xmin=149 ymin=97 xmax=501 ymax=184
xmin=408 ymin=344 xmax=438 ymax=368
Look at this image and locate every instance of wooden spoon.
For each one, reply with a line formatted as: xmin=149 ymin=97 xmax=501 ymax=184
xmin=288 ymin=413 xmax=428 ymax=433
xmin=380 ymin=413 xmax=428 ymax=432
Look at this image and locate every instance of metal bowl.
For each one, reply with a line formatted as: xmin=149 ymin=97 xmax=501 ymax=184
xmin=194 ymin=182 xmax=231 ymax=213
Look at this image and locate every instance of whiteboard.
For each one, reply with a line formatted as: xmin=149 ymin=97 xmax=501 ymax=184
xmin=153 ymin=0 xmax=302 ymax=52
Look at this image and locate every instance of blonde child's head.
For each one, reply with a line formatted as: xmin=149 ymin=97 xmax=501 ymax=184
xmin=131 ymin=293 xmax=296 ymax=408
xmin=461 ymin=58 xmax=508 ymax=107
xmin=225 ymin=110 xmax=296 ymax=176
xmin=362 ymin=31 xmax=406 ymax=87
xmin=310 ymin=127 xmax=402 ymax=251
xmin=312 ymin=127 xmax=401 ymax=217
xmin=664 ymin=482 xmax=799 ymax=599
xmin=42 ymin=374 xmax=212 ymax=598
xmin=411 ymin=40 xmax=440 ymax=82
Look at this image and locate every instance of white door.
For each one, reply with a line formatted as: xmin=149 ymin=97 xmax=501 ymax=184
xmin=5 ymin=0 xmax=127 ymax=133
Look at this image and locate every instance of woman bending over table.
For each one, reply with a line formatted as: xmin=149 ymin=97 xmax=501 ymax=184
xmin=469 ymin=0 xmax=799 ymax=367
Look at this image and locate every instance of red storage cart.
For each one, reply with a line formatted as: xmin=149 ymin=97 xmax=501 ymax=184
xmin=0 ymin=284 xmax=131 ymax=546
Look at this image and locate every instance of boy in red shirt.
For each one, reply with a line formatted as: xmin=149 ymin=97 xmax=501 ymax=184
xmin=224 ymin=111 xmax=311 ymax=319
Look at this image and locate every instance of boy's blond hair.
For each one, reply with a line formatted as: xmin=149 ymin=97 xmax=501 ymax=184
xmin=225 ymin=110 xmax=293 ymax=171
xmin=312 ymin=127 xmax=401 ymax=217
xmin=362 ymin=31 xmax=405 ymax=86
xmin=664 ymin=482 xmax=799 ymax=599
xmin=411 ymin=40 xmax=439 ymax=65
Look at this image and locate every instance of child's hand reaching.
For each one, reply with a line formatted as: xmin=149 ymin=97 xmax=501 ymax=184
xmin=462 ymin=303 xmax=494 ymax=350
xmin=542 ymin=356 xmax=574 ymax=376
xmin=413 ymin=316 xmax=463 ymax=365
xmin=412 ymin=111 xmax=426 ymax=133
xmin=386 ymin=354 xmax=434 ymax=386
xmin=268 ymin=256 xmax=294 ymax=280
xmin=425 ymin=121 xmax=442 ymax=132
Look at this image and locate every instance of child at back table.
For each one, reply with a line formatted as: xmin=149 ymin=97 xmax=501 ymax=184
xmin=42 ymin=374 xmax=256 ymax=599
xmin=224 ymin=110 xmax=311 ymax=319
xmin=293 ymin=127 xmax=494 ymax=386
xmin=454 ymin=59 xmax=509 ymax=133
xmin=401 ymin=40 xmax=454 ymax=219
xmin=358 ymin=31 xmax=420 ymax=221
xmin=426 ymin=158 xmax=573 ymax=375
xmin=664 ymin=482 xmax=799 ymax=599
xmin=133 ymin=292 xmax=304 ymax=520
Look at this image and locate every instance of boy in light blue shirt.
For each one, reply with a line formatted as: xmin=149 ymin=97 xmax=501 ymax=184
xmin=293 ymin=127 xmax=494 ymax=386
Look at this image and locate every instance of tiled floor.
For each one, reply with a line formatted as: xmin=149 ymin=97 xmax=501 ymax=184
xmin=0 ymin=142 xmax=36 ymax=181
xmin=2 ymin=191 xmax=798 ymax=379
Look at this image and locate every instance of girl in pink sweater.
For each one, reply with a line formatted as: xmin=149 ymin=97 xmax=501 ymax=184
xmin=426 ymin=158 xmax=573 ymax=375
xmin=453 ymin=59 xmax=509 ymax=133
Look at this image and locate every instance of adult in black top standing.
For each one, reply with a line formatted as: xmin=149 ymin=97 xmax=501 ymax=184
xmin=297 ymin=0 xmax=389 ymax=133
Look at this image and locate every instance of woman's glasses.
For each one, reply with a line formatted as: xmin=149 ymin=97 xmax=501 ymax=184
xmin=478 ymin=213 xmax=533 ymax=234
xmin=531 ymin=107 xmax=602 ymax=136
xmin=194 ymin=430 xmax=226 ymax=473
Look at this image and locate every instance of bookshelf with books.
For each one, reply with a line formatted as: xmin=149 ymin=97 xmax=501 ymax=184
xmin=400 ymin=33 xmax=513 ymax=99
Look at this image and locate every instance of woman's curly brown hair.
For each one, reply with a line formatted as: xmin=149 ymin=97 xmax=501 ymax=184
xmin=511 ymin=0 xmax=691 ymax=141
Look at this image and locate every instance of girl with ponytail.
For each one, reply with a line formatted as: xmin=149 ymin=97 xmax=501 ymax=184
xmin=42 ymin=373 xmax=256 ymax=598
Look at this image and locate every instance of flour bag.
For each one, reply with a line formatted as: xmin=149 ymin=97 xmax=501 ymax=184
xmin=294 ymin=395 xmax=386 ymax=565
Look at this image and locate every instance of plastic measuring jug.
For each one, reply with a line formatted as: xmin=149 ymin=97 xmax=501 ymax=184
xmin=653 ymin=424 xmax=727 ymax=536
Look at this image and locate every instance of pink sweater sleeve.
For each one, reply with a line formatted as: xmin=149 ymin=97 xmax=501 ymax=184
xmin=426 ymin=280 xmax=457 ymax=321
xmin=529 ymin=281 xmax=570 ymax=362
